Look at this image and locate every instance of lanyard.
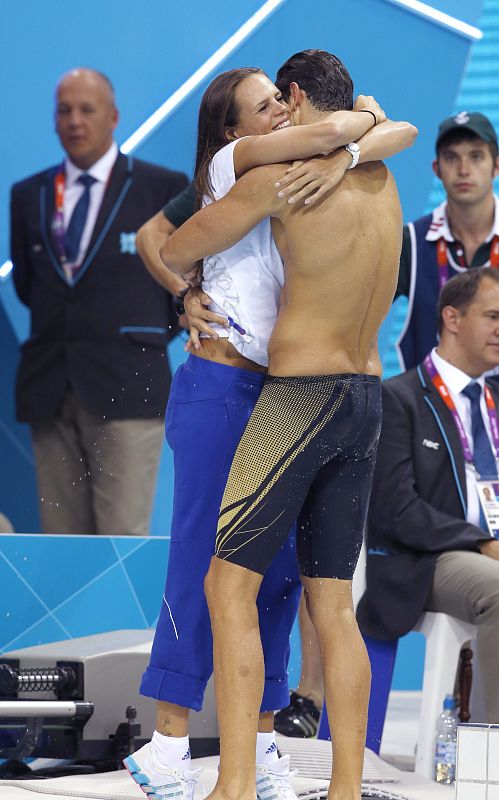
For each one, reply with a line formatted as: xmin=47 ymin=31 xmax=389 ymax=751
xmin=437 ymin=235 xmax=499 ymax=291
xmin=51 ymin=166 xmax=105 ymax=265
xmin=424 ymin=353 xmax=499 ymax=463
xmin=52 ymin=168 xmax=67 ymax=262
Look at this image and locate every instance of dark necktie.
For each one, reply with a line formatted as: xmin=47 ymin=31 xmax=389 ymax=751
xmin=65 ymin=173 xmax=96 ymax=270
xmin=461 ymin=381 xmax=497 ymax=531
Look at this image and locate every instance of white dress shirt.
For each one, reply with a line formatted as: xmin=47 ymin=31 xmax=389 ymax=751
xmin=432 ymin=347 xmax=496 ymax=527
xmin=64 ymin=141 xmax=118 ymax=267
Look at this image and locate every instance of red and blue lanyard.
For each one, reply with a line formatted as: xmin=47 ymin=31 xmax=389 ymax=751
xmin=52 ymin=169 xmax=67 ymax=262
xmin=424 ymin=353 xmax=499 ymax=465
xmin=51 ymin=167 xmax=106 ymax=265
xmin=437 ymin=236 xmax=499 ymax=291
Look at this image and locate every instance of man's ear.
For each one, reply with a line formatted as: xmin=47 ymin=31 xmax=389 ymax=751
xmin=441 ymin=305 xmax=460 ymax=335
xmin=288 ymin=82 xmax=303 ymax=112
xmin=110 ymin=106 xmax=119 ymax=131
xmin=432 ymin=158 xmax=441 ymax=179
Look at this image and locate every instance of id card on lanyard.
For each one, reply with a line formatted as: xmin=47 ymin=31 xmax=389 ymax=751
xmin=424 ymin=353 xmax=499 ymax=537
xmin=476 ymin=480 xmax=499 ymax=538
xmin=437 ymin=235 xmax=499 ymax=291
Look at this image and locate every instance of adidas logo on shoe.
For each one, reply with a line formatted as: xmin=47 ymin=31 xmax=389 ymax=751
xmin=265 ymin=742 xmax=278 ymax=755
xmin=182 ymin=748 xmax=191 ymax=761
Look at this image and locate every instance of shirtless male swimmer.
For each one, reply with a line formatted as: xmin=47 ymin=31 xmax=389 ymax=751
xmin=161 ymin=50 xmax=407 ymax=800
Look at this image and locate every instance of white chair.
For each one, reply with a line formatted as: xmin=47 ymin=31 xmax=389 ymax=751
xmin=352 ymin=543 xmax=477 ymax=779
xmin=413 ymin=612 xmax=476 ymax=778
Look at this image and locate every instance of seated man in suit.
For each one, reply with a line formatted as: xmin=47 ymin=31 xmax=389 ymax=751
xmin=10 ymin=68 xmax=188 ymax=535
xmin=357 ymin=268 xmax=499 ymax=722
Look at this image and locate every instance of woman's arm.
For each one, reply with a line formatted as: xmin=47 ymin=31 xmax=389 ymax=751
xmin=233 ymin=95 xmax=385 ymax=177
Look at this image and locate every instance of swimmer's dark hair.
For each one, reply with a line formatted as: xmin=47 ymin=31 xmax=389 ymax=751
xmin=194 ymin=67 xmax=265 ymax=209
xmin=437 ymin=268 xmax=499 ymax=335
xmin=275 ymin=49 xmax=353 ymax=113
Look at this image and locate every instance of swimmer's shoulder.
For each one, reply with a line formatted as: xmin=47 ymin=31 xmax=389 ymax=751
xmin=356 ymin=160 xmax=388 ymax=177
xmin=354 ymin=160 xmax=398 ymax=193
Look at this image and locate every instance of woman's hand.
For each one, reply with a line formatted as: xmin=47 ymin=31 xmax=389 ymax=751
xmin=183 ymin=287 xmax=228 ymax=351
xmin=274 ymin=148 xmax=352 ymax=206
xmin=354 ymin=95 xmax=386 ymax=125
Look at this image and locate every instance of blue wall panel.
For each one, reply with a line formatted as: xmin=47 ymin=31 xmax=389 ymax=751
xmin=0 ymin=535 xmax=169 ymax=654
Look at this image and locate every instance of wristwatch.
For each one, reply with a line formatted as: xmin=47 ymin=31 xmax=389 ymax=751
xmin=345 ymin=142 xmax=361 ymax=170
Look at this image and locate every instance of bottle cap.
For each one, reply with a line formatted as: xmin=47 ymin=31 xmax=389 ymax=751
xmin=443 ymin=695 xmax=456 ymax=710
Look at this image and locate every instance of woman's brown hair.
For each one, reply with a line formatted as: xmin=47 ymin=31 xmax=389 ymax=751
xmin=194 ymin=67 xmax=265 ymax=210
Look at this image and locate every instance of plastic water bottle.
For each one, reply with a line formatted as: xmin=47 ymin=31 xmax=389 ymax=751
xmin=434 ymin=694 xmax=458 ymax=784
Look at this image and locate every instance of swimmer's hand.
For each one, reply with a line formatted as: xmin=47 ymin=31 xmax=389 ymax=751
xmin=354 ymin=95 xmax=386 ymax=125
xmin=275 ymin=148 xmax=352 ymax=206
xmin=181 ymin=266 xmax=202 ymax=288
xmin=183 ymin=287 xmax=228 ymax=352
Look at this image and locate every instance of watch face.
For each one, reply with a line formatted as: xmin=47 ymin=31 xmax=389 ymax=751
xmin=349 ymin=143 xmax=360 ymax=153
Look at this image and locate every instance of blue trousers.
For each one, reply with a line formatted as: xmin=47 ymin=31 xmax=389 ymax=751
xmin=140 ymin=355 xmax=301 ymax=712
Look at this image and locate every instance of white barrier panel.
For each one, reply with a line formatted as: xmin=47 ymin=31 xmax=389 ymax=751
xmin=456 ymin=723 xmax=499 ymax=800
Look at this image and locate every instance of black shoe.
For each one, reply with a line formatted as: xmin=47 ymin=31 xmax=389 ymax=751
xmin=274 ymin=691 xmax=321 ymax=738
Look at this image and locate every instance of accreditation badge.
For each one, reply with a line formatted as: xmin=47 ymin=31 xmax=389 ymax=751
xmin=477 ymin=479 xmax=499 ymax=538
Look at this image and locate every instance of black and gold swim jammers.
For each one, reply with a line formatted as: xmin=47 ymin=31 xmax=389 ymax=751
xmin=215 ymin=373 xmax=381 ymax=579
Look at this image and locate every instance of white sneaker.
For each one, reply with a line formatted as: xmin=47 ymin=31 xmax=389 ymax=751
xmin=256 ymin=754 xmax=298 ymax=800
xmin=124 ymin=742 xmax=203 ymax=800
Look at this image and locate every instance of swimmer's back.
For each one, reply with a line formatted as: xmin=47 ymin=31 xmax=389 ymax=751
xmin=269 ymin=161 xmax=402 ymax=377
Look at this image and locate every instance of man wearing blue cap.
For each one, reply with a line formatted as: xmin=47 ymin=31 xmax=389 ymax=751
xmin=396 ymin=112 xmax=499 ymax=371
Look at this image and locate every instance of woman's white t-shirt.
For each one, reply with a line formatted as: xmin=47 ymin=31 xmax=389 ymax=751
xmin=201 ymin=139 xmax=284 ymax=367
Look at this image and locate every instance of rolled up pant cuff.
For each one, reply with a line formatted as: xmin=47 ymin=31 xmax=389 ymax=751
xmin=140 ymin=666 xmax=206 ymax=711
xmin=140 ymin=666 xmax=289 ymax=713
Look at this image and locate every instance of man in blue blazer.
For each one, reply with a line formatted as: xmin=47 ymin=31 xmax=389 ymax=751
xmin=10 ymin=68 xmax=188 ymax=535
xmin=357 ymin=268 xmax=499 ymax=722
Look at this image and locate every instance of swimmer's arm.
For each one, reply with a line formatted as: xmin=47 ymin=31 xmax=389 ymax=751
xmin=233 ymin=96 xmax=386 ymax=177
xmin=160 ymin=168 xmax=279 ymax=274
xmin=353 ymin=94 xmax=417 ymax=160
xmin=357 ymin=119 xmax=418 ymax=162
